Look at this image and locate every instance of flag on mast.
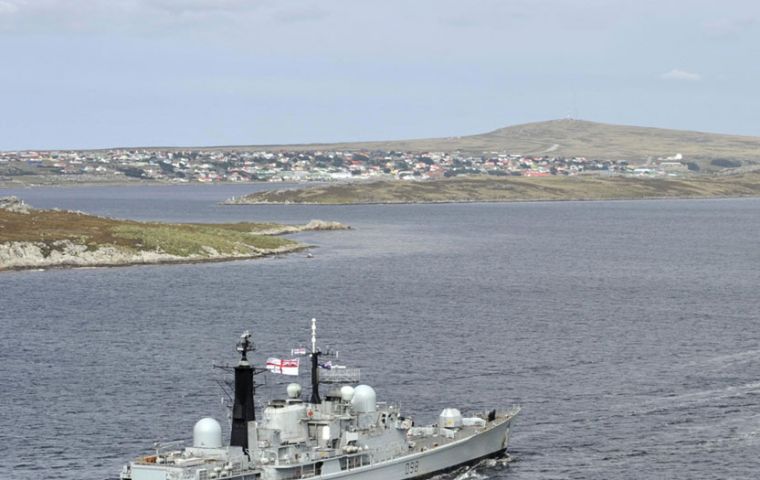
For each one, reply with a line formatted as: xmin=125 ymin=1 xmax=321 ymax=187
xmin=266 ymin=357 xmax=300 ymax=376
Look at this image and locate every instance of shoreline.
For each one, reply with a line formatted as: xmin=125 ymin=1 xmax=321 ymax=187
xmin=0 ymin=196 xmax=349 ymax=274
xmin=0 ymin=179 xmax=276 ymax=190
xmin=224 ymin=192 xmax=760 ymax=206
xmin=0 ymin=242 xmax=310 ymax=274
xmin=224 ymin=173 xmax=760 ymax=206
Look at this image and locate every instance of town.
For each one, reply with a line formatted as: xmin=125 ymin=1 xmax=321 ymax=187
xmin=0 ymin=148 xmax=695 ymax=184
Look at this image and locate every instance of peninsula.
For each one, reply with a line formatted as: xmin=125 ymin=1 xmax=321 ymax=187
xmin=0 ymin=197 xmax=346 ymax=271
xmin=225 ymin=172 xmax=760 ymax=205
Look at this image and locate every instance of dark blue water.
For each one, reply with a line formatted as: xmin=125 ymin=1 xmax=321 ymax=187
xmin=1 ymin=185 xmax=759 ymax=480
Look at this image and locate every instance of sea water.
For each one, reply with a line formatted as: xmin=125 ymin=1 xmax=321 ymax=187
xmin=1 ymin=185 xmax=758 ymax=480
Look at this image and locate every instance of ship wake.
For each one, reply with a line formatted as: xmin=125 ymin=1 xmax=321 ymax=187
xmin=434 ymin=454 xmax=514 ymax=480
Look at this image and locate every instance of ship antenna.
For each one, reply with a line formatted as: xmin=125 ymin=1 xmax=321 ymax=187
xmin=237 ymin=330 xmax=253 ymax=363
xmin=311 ymin=318 xmax=317 ymax=354
xmin=310 ymin=318 xmax=322 ymax=404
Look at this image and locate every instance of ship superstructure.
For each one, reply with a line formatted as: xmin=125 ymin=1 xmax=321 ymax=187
xmin=119 ymin=320 xmax=519 ymax=480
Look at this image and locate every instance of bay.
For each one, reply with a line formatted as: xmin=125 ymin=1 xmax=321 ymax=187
xmin=1 ymin=184 xmax=759 ymax=480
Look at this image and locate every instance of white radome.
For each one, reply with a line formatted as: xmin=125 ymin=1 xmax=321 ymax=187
xmin=340 ymin=385 xmax=355 ymax=402
xmin=287 ymin=383 xmax=303 ymax=399
xmin=193 ymin=417 xmax=222 ymax=448
xmin=351 ymin=385 xmax=377 ymax=413
xmin=439 ymin=408 xmax=463 ymax=428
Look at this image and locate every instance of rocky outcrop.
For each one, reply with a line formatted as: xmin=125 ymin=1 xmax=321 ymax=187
xmin=256 ymin=220 xmax=350 ymax=235
xmin=0 ymin=196 xmax=30 ymax=214
xmin=0 ymin=239 xmax=304 ymax=271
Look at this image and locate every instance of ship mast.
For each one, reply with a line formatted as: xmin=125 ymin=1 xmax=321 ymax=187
xmin=310 ymin=318 xmax=322 ymax=404
xmin=230 ymin=331 xmax=256 ymax=452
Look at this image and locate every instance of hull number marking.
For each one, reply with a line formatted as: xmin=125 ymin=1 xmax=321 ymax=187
xmin=405 ymin=460 xmax=420 ymax=475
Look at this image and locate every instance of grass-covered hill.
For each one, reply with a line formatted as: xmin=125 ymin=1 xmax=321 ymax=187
xmin=218 ymin=119 xmax=760 ymax=169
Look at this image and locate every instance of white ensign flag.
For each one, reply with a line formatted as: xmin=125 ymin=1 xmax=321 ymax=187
xmin=265 ymin=357 xmax=300 ymax=376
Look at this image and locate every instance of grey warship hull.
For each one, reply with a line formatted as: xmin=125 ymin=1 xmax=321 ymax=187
xmin=259 ymin=411 xmax=516 ymax=480
xmin=294 ymin=414 xmax=515 ymax=480
xmin=120 ymin=324 xmax=520 ymax=480
xmin=125 ymin=412 xmax=516 ymax=480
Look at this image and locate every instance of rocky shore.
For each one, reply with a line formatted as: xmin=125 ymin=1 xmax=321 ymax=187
xmin=0 ymin=238 xmax=307 ymax=271
xmin=0 ymin=197 xmax=348 ymax=272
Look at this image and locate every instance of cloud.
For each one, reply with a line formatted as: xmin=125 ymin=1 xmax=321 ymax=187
xmin=149 ymin=0 xmax=259 ymax=14
xmin=272 ymin=5 xmax=329 ymax=24
xmin=0 ymin=1 xmax=18 ymax=15
xmin=703 ymin=17 xmax=755 ymax=38
xmin=0 ymin=0 xmax=334 ymax=37
xmin=3 ymin=0 xmax=265 ymax=16
xmin=0 ymin=0 xmax=271 ymax=33
xmin=660 ymin=69 xmax=702 ymax=82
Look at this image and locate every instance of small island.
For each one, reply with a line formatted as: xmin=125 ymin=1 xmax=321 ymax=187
xmin=0 ymin=197 xmax=347 ymax=271
xmin=225 ymin=173 xmax=760 ymax=205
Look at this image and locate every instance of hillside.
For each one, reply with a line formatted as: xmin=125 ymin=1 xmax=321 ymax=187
xmin=5 ymin=120 xmax=759 ymax=188
xmin=226 ymin=172 xmax=760 ymax=205
xmin=223 ymin=119 xmax=760 ymax=167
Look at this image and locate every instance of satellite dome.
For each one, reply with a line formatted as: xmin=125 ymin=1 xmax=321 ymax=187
xmin=340 ymin=385 xmax=355 ymax=402
xmin=351 ymin=385 xmax=377 ymax=413
xmin=439 ymin=408 xmax=463 ymax=428
xmin=287 ymin=383 xmax=302 ymax=399
xmin=193 ymin=417 xmax=222 ymax=448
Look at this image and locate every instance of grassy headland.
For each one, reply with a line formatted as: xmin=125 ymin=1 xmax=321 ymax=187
xmin=0 ymin=197 xmax=346 ymax=271
xmin=226 ymin=173 xmax=760 ymax=205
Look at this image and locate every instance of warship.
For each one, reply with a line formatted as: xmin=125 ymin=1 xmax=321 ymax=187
xmin=118 ymin=320 xmax=519 ymax=480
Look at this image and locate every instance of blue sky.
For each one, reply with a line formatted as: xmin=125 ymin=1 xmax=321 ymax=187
xmin=1 ymin=0 xmax=758 ymax=150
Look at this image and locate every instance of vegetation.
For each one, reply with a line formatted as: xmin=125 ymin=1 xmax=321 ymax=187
xmin=230 ymin=172 xmax=760 ymax=205
xmin=0 ymin=208 xmax=295 ymax=253
xmin=223 ymin=119 xmax=760 ymax=169
xmin=0 ymin=204 xmax=305 ymax=269
xmin=110 ymin=223 xmax=294 ymax=256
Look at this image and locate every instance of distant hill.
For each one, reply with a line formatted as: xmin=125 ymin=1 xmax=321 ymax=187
xmin=226 ymin=119 xmax=760 ymax=168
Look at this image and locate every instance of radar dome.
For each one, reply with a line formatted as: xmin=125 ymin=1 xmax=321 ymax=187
xmin=351 ymin=385 xmax=377 ymax=413
xmin=287 ymin=383 xmax=302 ymax=399
xmin=193 ymin=417 xmax=222 ymax=448
xmin=439 ymin=408 xmax=463 ymax=428
xmin=340 ymin=385 xmax=355 ymax=402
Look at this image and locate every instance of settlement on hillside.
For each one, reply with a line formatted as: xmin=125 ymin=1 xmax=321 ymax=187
xmin=0 ymin=148 xmax=696 ymax=185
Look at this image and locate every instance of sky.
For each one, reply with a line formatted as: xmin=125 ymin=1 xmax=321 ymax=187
xmin=1 ymin=0 xmax=759 ymax=150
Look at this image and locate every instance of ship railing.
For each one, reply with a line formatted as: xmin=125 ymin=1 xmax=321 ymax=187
xmin=319 ymin=367 xmax=361 ymax=384
xmin=290 ymin=453 xmax=371 ymax=479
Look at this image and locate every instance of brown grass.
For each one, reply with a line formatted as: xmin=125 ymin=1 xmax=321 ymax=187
xmin=204 ymin=119 xmax=760 ymax=167
xmin=233 ymin=172 xmax=760 ymax=205
xmin=0 ymin=209 xmax=296 ymax=256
